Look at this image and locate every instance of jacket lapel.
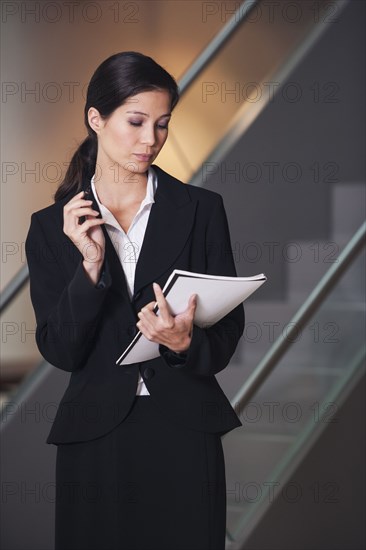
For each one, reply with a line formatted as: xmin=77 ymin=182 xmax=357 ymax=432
xmin=133 ymin=166 xmax=197 ymax=297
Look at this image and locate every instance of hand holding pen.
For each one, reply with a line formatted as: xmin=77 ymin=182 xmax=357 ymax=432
xmin=63 ymin=190 xmax=106 ymax=284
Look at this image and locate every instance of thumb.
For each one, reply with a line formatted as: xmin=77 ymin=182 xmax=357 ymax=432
xmin=188 ymin=293 xmax=198 ymax=315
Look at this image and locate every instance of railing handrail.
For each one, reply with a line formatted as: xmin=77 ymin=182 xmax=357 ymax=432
xmin=231 ymin=220 xmax=366 ymax=411
xmin=178 ymin=0 xmax=258 ymax=95
xmin=0 ymin=265 xmax=29 ymax=314
xmin=0 ymin=0 xmax=258 ymax=314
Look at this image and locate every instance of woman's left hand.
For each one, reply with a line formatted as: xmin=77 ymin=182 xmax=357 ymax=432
xmin=136 ymin=283 xmax=197 ymax=353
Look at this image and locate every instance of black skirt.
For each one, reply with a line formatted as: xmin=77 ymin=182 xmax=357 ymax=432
xmin=55 ymin=396 xmax=227 ymax=550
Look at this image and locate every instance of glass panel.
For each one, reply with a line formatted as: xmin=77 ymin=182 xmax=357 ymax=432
xmin=223 ymin=246 xmax=365 ymax=541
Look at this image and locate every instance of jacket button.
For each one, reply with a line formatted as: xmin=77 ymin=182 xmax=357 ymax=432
xmin=143 ymin=367 xmax=155 ymax=379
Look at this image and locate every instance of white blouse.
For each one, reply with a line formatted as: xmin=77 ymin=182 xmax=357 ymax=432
xmin=91 ymin=168 xmax=158 ymax=396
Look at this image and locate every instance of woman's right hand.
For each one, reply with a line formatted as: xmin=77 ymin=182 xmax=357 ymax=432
xmin=63 ymin=190 xmax=106 ymax=284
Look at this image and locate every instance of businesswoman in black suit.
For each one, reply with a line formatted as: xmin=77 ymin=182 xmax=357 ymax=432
xmin=25 ymin=52 xmax=244 ymax=550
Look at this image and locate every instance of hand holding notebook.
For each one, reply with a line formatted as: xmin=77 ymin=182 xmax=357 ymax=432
xmin=116 ymin=269 xmax=267 ymax=365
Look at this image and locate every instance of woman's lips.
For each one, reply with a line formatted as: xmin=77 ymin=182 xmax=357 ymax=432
xmin=133 ymin=154 xmax=153 ymax=162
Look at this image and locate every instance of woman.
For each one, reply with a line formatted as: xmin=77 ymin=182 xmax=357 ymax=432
xmin=25 ymin=51 xmax=244 ymax=550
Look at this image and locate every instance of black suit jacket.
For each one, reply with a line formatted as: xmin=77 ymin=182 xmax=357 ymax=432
xmin=25 ymin=165 xmax=244 ymax=444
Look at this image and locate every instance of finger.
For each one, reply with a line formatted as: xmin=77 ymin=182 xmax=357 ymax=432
xmin=137 ymin=308 xmax=153 ymax=320
xmin=139 ymin=300 xmax=157 ymax=314
xmin=189 ymin=293 xmax=198 ymax=312
xmin=64 ymin=199 xmax=93 ymax=212
xmin=72 ymin=190 xmax=85 ymax=199
xmin=70 ymin=218 xmax=105 ymax=238
xmin=137 ymin=304 xmax=158 ymax=326
xmin=176 ymin=293 xmax=197 ymax=323
xmin=137 ymin=315 xmax=154 ymax=334
xmin=137 ymin=314 xmax=158 ymax=338
xmin=65 ymin=190 xmax=89 ymax=203
xmin=74 ymin=207 xmax=100 ymax=219
xmin=152 ymin=282 xmax=171 ymax=321
xmin=78 ymin=217 xmax=105 ymax=231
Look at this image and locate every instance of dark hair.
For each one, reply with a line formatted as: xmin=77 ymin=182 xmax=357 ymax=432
xmin=54 ymin=51 xmax=179 ymax=202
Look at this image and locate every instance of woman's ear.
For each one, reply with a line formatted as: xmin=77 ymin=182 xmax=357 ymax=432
xmin=88 ymin=107 xmax=104 ymax=134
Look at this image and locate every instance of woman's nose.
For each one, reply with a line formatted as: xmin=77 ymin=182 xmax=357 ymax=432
xmin=140 ymin=125 xmax=156 ymax=146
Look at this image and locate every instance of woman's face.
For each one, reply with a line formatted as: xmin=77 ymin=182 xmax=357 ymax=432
xmin=89 ymin=89 xmax=172 ymax=179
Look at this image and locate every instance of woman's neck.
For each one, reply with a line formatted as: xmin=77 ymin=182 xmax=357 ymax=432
xmin=93 ymin=162 xmax=148 ymax=207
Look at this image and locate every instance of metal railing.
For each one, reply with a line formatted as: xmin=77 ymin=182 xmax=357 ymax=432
xmin=178 ymin=0 xmax=258 ymax=95
xmin=226 ymin=220 xmax=365 ymax=547
xmin=0 ymin=265 xmax=29 ymax=314
xmin=231 ymin=220 xmax=366 ymax=411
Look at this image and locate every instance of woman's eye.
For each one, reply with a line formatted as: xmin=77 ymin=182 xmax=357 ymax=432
xmin=128 ymin=120 xmax=169 ymax=129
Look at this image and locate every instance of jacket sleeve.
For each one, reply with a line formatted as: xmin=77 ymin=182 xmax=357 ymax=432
xmin=25 ymin=212 xmax=112 ymax=372
xmin=160 ymin=195 xmax=245 ymax=376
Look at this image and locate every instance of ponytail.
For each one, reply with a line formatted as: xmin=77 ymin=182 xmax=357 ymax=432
xmin=54 ymin=133 xmax=97 ymax=202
